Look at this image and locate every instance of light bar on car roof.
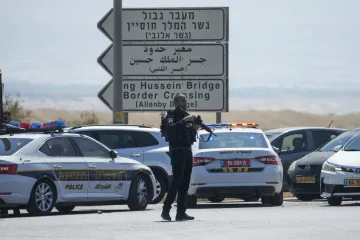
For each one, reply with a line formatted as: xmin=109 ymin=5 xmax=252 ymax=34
xmin=205 ymin=123 xmax=258 ymax=128
xmin=8 ymin=120 xmax=66 ymax=129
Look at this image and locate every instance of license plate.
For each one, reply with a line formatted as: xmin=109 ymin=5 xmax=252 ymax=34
xmin=296 ymin=176 xmax=316 ymax=183
xmin=221 ymin=159 xmax=250 ymax=167
xmin=344 ymin=179 xmax=360 ymax=187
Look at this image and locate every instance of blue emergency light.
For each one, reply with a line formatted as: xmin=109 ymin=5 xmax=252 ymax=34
xmin=53 ymin=120 xmax=66 ymax=128
xmin=31 ymin=122 xmax=42 ymax=128
xmin=8 ymin=121 xmax=20 ymax=127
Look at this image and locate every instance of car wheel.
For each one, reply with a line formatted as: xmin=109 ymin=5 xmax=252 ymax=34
xmin=327 ymin=197 xmax=342 ymax=206
xmin=187 ymin=195 xmax=197 ymax=208
xmin=295 ymin=194 xmax=317 ymax=201
xmin=243 ymin=197 xmax=260 ymax=202
xmin=207 ymin=196 xmax=225 ymax=203
xmin=261 ymin=196 xmax=272 ymax=205
xmin=55 ymin=206 xmax=75 ymax=214
xmin=127 ymin=174 xmax=149 ymax=211
xmin=151 ymin=174 xmax=166 ymax=204
xmin=26 ymin=179 xmax=56 ymax=216
xmin=270 ymin=191 xmax=284 ymax=206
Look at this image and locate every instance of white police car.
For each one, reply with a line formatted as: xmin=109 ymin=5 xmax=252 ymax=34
xmin=187 ymin=123 xmax=283 ymax=207
xmin=320 ymin=131 xmax=360 ymax=205
xmin=0 ymin=120 xmax=157 ymax=216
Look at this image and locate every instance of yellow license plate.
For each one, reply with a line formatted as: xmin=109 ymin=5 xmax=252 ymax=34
xmin=296 ymin=176 xmax=316 ymax=183
xmin=344 ymin=179 xmax=360 ymax=187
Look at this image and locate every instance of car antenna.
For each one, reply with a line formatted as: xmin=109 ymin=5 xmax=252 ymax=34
xmin=327 ymin=120 xmax=333 ymax=128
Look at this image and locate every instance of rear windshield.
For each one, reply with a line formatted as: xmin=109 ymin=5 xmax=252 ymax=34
xmin=0 ymin=138 xmax=33 ymax=156
xmin=319 ymin=131 xmax=359 ymax=152
xmin=199 ymin=132 xmax=268 ymax=149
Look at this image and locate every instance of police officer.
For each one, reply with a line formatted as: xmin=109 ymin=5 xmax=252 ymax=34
xmin=161 ymin=93 xmax=199 ymax=221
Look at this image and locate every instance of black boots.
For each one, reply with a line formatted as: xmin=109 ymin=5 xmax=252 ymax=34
xmin=161 ymin=206 xmax=171 ymax=221
xmin=161 ymin=205 xmax=195 ymax=221
xmin=175 ymin=213 xmax=195 ymax=221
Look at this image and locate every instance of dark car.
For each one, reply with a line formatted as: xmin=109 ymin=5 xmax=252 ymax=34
xmin=286 ymin=128 xmax=360 ymax=201
xmin=265 ymin=127 xmax=347 ymax=190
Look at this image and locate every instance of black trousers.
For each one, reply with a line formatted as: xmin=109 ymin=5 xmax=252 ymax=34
xmin=163 ymin=149 xmax=193 ymax=214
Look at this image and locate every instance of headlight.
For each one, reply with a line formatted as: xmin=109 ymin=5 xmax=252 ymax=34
xmin=288 ymin=161 xmax=296 ymax=172
xmin=322 ymin=161 xmax=341 ymax=172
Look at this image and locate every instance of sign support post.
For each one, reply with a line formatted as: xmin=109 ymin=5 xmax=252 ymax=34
xmin=113 ymin=0 xmax=128 ymax=124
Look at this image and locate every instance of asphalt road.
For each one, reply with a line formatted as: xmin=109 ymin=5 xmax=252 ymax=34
xmin=1 ymin=198 xmax=359 ymax=240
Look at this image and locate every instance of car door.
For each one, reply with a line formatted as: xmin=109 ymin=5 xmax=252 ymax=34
xmin=271 ymin=130 xmax=311 ymax=185
xmin=38 ymin=136 xmax=88 ymax=201
xmin=309 ymin=130 xmax=341 ymax=151
xmin=70 ymin=135 xmax=127 ymax=200
xmin=94 ymin=130 xmax=144 ymax=162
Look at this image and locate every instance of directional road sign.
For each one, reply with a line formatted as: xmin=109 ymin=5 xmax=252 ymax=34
xmin=97 ymin=43 xmax=228 ymax=77
xmin=97 ymin=7 xmax=229 ymax=42
xmin=98 ymin=79 xmax=226 ymax=111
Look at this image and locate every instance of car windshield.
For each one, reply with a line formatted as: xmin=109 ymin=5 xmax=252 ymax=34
xmin=199 ymin=132 xmax=268 ymax=149
xmin=319 ymin=131 xmax=359 ymax=152
xmin=0 ymin=138 xmax=33 ymax=156
xmin=264 ymin=131 xmax=282 ymax=141
xmin=343 ymin=133 xmax=360 ymax=151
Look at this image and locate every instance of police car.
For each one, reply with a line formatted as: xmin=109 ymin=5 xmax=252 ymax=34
xmin=320 ymin=130 xmax=360 ymax=206
xmin=0 ymin=120 xmax=157 ymax=216
xmin=187 ymin=123 xmax=283 ymax=207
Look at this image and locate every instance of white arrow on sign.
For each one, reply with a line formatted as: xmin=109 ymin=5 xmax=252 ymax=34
xmin=97 ymin=8 xmax=114 ymax=41
xmin=97 ymin=79 xmax=114 ymax=110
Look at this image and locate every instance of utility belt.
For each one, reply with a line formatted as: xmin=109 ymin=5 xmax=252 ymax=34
xmin=169 ymin=146 xmax=192 ymax=152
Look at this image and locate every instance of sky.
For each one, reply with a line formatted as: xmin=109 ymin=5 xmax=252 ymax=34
xmin=0 ymin=0 xmax=359 ymax=114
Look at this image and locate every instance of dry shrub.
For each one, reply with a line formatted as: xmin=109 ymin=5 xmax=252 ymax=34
xmin=64 ymin=111 xmax=100 ymax=127
xmin=3 ymin=94 xmax=32 ymax=122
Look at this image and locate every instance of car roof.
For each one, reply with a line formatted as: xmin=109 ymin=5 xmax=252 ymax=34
xmin=0 ymin=132 xmax=83 ymax=139
xmin=265 ymin=127 xmax=348 ymax=133
xmin=68 ymin=124 xmax=160 ymax=132
xmin=199 ymin=127 xmax=264 ymax=134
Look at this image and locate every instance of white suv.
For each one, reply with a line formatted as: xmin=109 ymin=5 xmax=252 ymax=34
xmin=68 ymin=124 xmax=172 ymax=204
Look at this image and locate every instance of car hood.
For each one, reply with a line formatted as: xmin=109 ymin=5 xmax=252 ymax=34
xmin=296 ymin=151 xmax=336 ymax=165
xmin=327 ymin=151 xmax=360 ymax=167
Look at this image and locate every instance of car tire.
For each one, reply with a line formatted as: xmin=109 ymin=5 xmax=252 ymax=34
xmin=151 ymin=174 xmax=166 ymax=204
xmin=26 ymin=179 xmax=57 ymax=216
xmin=261 ymin=196 xmax=272 ymax=205
xmin=187 ymin=195 xmax=197 ymax=208
xmin=127 ymin=174 xmax=149 ymax=211
xmin=327 ymin=197 xmax=342 ymax=206
xmin=207 ymin=196 xmax=225 ymax=203
xmin=243 ymin=197 xmax=260 ymax=202
xmin=55 ymin=206 xmax=75 ymax=214
xmin=270 ymin=191 xmax=284 ymax=206
xmin=295 ymin=194 xmax=317 ymax=201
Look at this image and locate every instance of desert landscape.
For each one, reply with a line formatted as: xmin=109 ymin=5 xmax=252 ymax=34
xmin=27 ymin=108 xmax=360 ymax=130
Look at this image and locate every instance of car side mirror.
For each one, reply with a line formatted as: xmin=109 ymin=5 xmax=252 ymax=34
xmin=273 ymin=146 xmax=280 ymax=154
xmin=110 ymin=150 xmax=118 ymax=158
xmin=332 ymin=145 xmax=342 ymax=152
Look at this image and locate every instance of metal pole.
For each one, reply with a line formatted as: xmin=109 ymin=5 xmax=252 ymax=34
xmin=113 ymin=0 xmax=127 ymax=124
xmin=216 ymin=112 xmax=221 ymax=123
xmin=0 ymin=70 xmax=3 ymax=126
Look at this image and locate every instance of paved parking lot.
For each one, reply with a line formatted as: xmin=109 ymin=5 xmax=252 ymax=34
xmin=1 ymin=198 xmax=359 ymax=240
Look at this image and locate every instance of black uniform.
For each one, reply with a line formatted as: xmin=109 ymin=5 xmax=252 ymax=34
xmin=162 ymin=107 xmax=196 ymax=221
